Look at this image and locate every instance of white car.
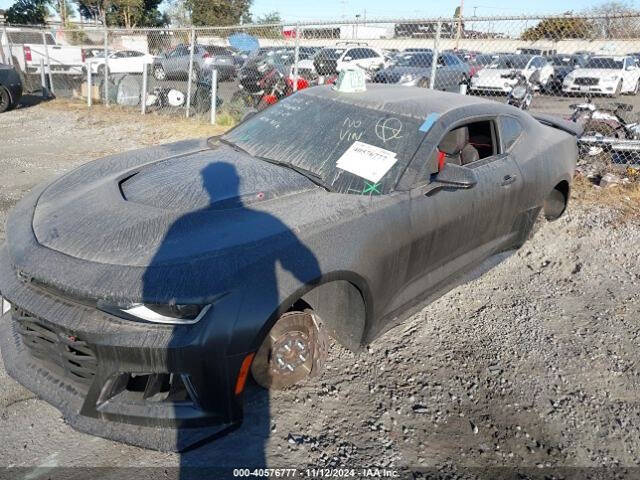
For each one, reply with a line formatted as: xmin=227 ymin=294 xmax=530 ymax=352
xmin=313 ymin=44 xmax=385 ymax=77
xmin=470 ymin=54 xmax=553 ymax=94
xmin=87 ymin=50 xmax=155 ymax=75
xmin=563 ymin=56 xmax=640 ymax=97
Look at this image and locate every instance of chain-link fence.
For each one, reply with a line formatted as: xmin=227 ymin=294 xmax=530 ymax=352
xmin=4 ymin=14 xmax=640 ymax=173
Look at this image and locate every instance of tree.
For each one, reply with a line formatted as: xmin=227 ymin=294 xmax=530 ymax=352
xmin=76 ymin=0 xmax=166 ymax=26
xmin=6 ymin=0 xmax=51 ymax=24
xmin=186 ymin=0 xmax=252 ymax=26
xmin=521 ymin=14 xmax=594 ymax=40
xmin=255 ymin=10 xmax=280 ymax=24
xmin=584 ymin=1 xmax=640 ymax=39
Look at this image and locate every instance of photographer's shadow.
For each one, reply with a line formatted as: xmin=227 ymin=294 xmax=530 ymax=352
xmin=142 ymin=161 xmax=321 ymax=475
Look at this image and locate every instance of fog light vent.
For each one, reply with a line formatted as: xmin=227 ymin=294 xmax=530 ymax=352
xmin=97 ymin=372 xmax=199 ymax=408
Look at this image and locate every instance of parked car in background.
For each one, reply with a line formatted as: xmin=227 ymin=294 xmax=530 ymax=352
xmin=288 ymin=47 xmax=322 ymax=76
xmin=467 ymin=54 xmax=495 ymax=77
xmin=1 ymin=28 xmax=84 ymax=77
xmin=86 ymin=50 xmax=155 ymax=75
xmin=563 ymin=55 xmax=640 ymax=97
xmin=313 ymin=44 xmax=385 ymax=76
xmin=153 ymin=44 xmax=236 ymax=81
xmin=0 ymin=63 xmax=23 ymax=113
xmin=470 ymin=55 xmax=553 ymax=94
xmin=373 ymin=51 xmax=470 ymax=91
xmin=545 ymin=54 xmax=589 ymax=94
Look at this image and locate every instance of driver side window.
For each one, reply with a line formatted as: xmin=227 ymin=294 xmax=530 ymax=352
xmin=430 ymin=120 xmax=498 ymax=171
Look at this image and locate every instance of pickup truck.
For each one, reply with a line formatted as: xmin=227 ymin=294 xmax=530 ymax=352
xmin=1 ymin=29 xmax=84 ymax=77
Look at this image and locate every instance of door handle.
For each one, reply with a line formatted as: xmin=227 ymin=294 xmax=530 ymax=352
xmin=501 ymin=174 xmax=517 ymax=186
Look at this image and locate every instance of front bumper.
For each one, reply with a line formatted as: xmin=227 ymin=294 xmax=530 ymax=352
xmin=0 ymin=250 xmax=249 ymax=451
xmin=563 ymin=80 xmax=617 ymax=94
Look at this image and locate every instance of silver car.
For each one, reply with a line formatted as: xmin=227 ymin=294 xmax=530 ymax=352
xmin=153 ymin=44 xmax=236 ymax=81
xmin=373 ymin=52 xmax=471 ymax=91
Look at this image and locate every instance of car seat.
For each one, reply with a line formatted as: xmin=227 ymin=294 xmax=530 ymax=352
xmin=437 ymin=126 xmax=480 ymax=169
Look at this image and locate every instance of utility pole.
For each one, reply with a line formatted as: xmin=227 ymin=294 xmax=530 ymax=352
xmin=455 ymin=0 xmax=464 ymax=49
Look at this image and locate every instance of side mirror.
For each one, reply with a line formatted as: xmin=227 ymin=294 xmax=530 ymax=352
xmin=343 ymin=56 xmax=352 ymax=62
xmin=435 ymin=162 xmax=478 ymax=188
xmin=420 ymin=163 xmax=477 ymax=196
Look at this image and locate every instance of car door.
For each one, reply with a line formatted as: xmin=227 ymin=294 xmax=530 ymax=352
xmin=164 ymin=46 xmax=183 ymax=75
xmin=361 ymin=48 xmax=384 ymax=70
xmin=387 ymin=117 xmax=524 ymax=316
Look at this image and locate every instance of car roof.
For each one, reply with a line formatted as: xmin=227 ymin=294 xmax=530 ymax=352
xmin=301 ymin=84 xmax=498 ymax=121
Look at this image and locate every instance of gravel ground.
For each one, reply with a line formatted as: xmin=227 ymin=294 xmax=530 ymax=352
xmin=1 ymin=99 xmax=640 ymax=479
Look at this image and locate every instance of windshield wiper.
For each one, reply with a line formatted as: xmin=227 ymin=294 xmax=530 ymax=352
xmin=218 ymin=138 xmax=334 ymax=192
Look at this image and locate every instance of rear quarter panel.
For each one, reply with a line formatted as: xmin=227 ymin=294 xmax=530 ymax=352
xmin=511 ymin=118 xmax=577 ymax=213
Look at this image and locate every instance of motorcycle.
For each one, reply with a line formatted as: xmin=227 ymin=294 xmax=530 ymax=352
xmin=505 ymin=69 xmax=540 ymax=110
xmin=570 ymin=99 xmax=640 ymax=165
xmin=233 ymin=61 xmax=315 ymax=111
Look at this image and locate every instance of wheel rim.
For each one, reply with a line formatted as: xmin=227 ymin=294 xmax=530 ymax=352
xmin=270 ymin=330 xmax=312 ymax=376
xmin=0 ymin=88 xmax=10 ymax=111
xmin=251 ymin=310 xmax=326 ymax=390
xmin=155 ymin=67 xmax=165 ymax=79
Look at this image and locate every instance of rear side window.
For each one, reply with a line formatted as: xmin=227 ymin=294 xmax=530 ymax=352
xmin=500 ymin=117 xmax=523 ymax=151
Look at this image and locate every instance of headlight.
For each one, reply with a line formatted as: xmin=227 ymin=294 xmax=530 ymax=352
xmin=98 ymin=301 xmax=211 ymax=325
xmin=564 ymin=73 xmax=575 ymax=82
xmin=511 ymin=85 xmax=527 ymax=99
xmin=399 ymin=73 xmax=415 ymax=83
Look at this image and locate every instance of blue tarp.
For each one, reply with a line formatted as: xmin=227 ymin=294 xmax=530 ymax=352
xmin=228 ymin=33 xmax=260 ymax=53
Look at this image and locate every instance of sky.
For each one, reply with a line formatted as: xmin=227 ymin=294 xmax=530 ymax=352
xmin=0 ymin=0 xmax=636 ymax=21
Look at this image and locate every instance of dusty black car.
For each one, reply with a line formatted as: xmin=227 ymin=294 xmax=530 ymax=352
xmin=0 ymin=62 xmax=23 ymax=112
xmin=0 ymin=85 xmax=579 ymax=451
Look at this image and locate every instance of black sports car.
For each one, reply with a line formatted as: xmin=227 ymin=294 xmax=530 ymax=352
xmin=0 ymin=85 xmax=579 ymax=451
xmin=0 ymin=63 xmax=23 ymax=113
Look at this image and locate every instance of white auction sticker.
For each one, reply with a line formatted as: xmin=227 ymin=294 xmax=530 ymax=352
xmin=336 ymin=141 xmax=398 ymax=183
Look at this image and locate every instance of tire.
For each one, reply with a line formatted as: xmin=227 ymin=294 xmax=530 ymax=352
xmin=544 ymin=187 xmax=567 ymax=221
xmin=153 ymin=65 xmax=166 ymax=80
xmin=115 ymin=75 xmax=142 ymax=107
xmin=0 ymin=86 xmax=12 ymax=113
xmin=633 ymin=79 xmax=640 ymax=95
xmin=251 ymin=310 xmax=328 ymax=390
xmin=97 ymin=64 xmax=108 ymax=78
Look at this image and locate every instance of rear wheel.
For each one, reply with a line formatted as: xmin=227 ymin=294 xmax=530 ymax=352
xmin=153 ymin=65 xmax=166 ymax=80
xmin=251 ymin=310 xmax=328 ymax=390
xmin=0 ymin=86 xmax=12 ymax=113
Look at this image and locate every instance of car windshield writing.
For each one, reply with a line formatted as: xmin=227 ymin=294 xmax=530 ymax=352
xmin=222 ymin=92 xmax=425 ymax=195
xmin=585 ymin=57 xmax=623 ymax=69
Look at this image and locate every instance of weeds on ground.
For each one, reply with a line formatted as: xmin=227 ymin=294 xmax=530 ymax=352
xmin=572 ymin=174 xmax=640 ymax=221
xmin=40 ymin=98 xmax=230 ymax=143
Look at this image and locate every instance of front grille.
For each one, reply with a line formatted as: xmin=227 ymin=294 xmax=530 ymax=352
xmin=13 ymin=307 xmax=97 ymax=385
xmin=574 ymin=77 xmax=599 ymax=86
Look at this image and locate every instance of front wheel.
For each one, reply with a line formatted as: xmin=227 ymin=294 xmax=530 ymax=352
xmin=251 ymin=310 xmax=328 ymax=390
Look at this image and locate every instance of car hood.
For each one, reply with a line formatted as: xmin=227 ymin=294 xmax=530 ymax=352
xmin=30 ymin=140 xmax=320 ymax=267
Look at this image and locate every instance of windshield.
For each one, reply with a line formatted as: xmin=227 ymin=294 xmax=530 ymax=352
xmin=394 ymin=53 xmax=432 ymax=68
xmin=548 ymin=56 xmax=577 ymax=66
xmin=222 ymin=92 xmax=426 ymax=195
xmin=490 ymin=56 xmax=530 ymax=69
xmin=584 ymin=57 xmax=624 ymax=69
xmin=319 ymin=48 xmax=346 ymax=60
